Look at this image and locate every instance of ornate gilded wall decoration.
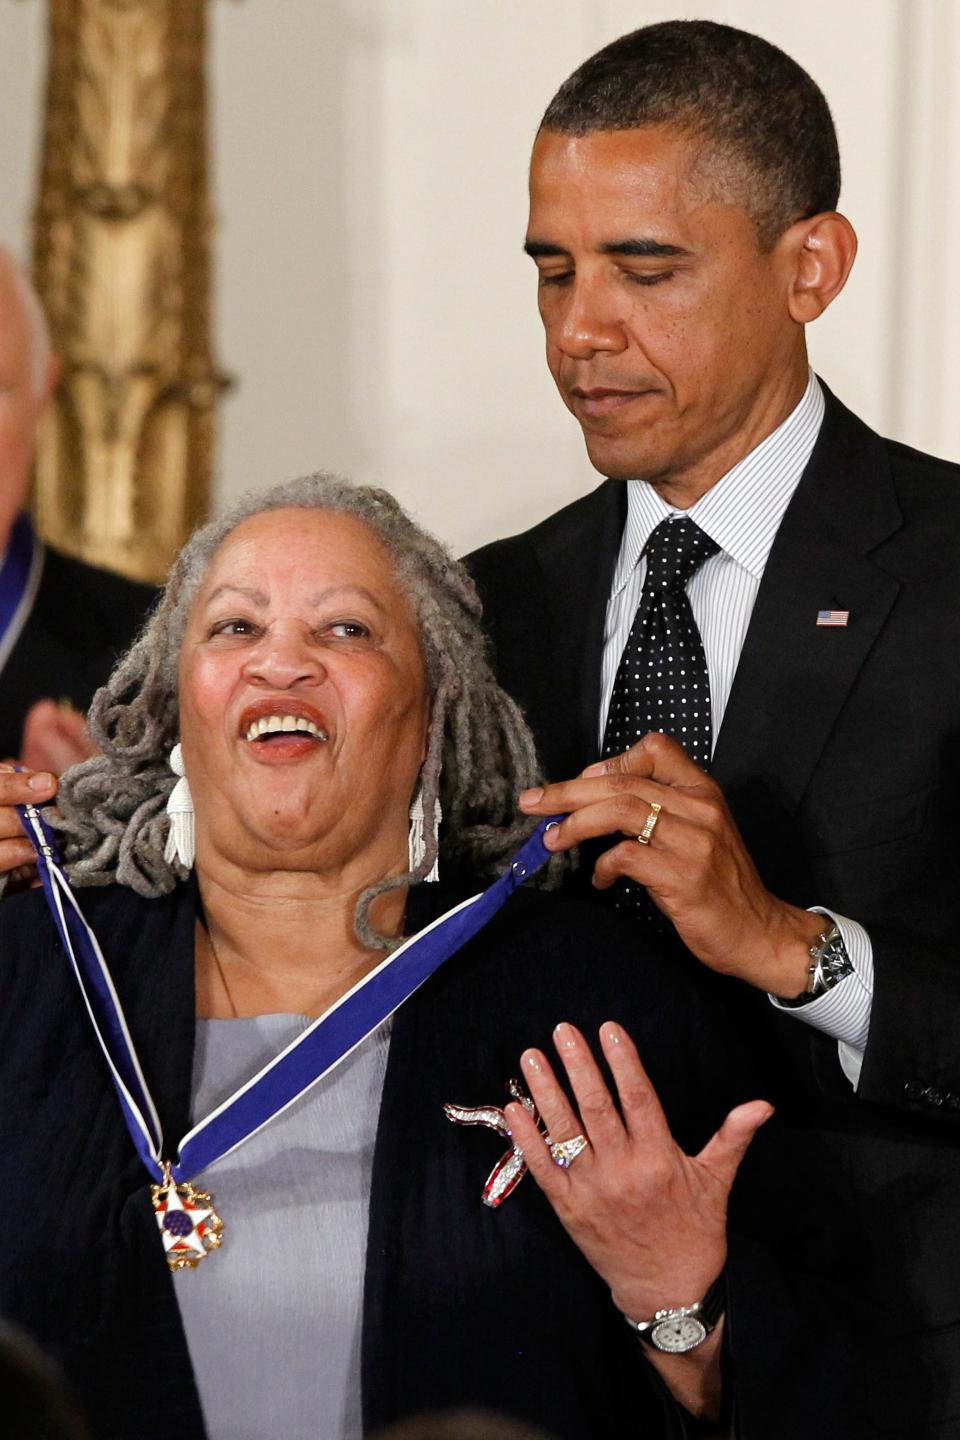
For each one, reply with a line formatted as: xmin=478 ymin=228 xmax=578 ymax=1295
xmin=32 ymin=0 xmax=229 ymax=583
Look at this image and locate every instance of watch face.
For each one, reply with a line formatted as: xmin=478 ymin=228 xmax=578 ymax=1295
xmin=650 ymin=1315 xmax=707 ymax=1353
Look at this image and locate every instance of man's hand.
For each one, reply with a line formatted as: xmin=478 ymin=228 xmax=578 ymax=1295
xmin=520 ymin=731 xmax=824 ymax=996
xmin=0 ymin=765 xmax=57 ymax=886
xmin=20 ymin=699 xmax=97 ymax=774
xmin=506 ymin=1021 xmax=772 ymax=1421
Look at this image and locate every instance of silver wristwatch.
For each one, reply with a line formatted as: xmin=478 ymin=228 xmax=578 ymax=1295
xmin=777 ymin=923 xmax=853 ymax=1008
xmin=623 ymin=1273 xmax=725 ymax=1354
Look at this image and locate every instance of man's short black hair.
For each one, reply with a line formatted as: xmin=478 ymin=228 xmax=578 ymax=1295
xmin=540 ymin=20 xmax=841 ymax=249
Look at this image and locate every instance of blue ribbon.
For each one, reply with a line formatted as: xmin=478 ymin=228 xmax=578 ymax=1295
xmin=19 ymin=799 xmax=164 ymax=1174
xmin=0 ymin=514 xmax=36 ymax=650
xmin=18 ymin=797 xmax=560 ymax=1184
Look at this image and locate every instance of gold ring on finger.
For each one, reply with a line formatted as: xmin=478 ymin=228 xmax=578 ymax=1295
xmin=636 ymin=801 xmax=662 ymax=846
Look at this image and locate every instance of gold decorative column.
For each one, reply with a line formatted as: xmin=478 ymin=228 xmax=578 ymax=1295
xmin=32 ymin=0 xmax=228 ymax=584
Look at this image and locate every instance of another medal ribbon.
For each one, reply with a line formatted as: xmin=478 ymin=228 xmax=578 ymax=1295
xmin=0 ymin=513 xmax=43 ymax=675
xmin=18 ymin=799 xmax=560 ymax=1185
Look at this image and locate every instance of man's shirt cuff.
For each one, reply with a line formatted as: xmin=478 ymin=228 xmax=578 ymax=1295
xmin=767 ymin=909 xmax=873 ymax=1086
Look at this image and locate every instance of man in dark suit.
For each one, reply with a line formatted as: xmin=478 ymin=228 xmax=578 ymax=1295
xmin=466 ymin=21 xmax=960 ymax=1437
xmin=0 ymin=246 xmax=155 ymax=772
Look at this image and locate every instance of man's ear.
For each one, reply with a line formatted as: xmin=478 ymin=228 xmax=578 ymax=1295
xmin=782 ymin=212 xmax=858 ymax=324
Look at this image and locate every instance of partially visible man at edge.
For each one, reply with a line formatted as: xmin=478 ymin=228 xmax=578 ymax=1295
xmin=464 ymin=21 xmax=960 ymax=1440
xmin=0 ymin=246 xmax=156 ymax=776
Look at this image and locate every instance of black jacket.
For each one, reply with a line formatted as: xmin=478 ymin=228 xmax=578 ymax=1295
xmin=466 ymin=389 xmax=960 ymax=1436
xmin=0 ymin=879 xmax=752 ymax=1440
xmin=0 ymin=541 xmax=157 ymax=758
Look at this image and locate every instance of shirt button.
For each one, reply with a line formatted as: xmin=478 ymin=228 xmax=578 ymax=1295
xmin=924 ymin=1086 xmax=946 ymax=1108
xmin=903 ymin=1080 xmax=926 ymax=1103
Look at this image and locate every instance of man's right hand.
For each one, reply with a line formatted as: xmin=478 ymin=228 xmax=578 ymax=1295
xmin=0 ymin=766 xmax=57 ymax=882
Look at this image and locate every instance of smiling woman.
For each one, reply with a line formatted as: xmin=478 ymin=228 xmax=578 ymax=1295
xmin=0 ymin=475 xmax=765 ymax=1440
xmin=174 ymin=505 xmax=433 ymax=968
xmin=53 ymin=476 xmax=539 ymax=945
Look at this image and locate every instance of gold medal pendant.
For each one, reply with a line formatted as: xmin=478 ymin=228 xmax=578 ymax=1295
xmin=151 ymin=1163 xmax=224 ymax=1270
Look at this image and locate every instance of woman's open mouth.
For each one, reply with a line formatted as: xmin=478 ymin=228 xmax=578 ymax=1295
xmin=238 ymin=700 xmax=330 ymax=758
xmin=244 ymin=714 xmax=327 ymax=743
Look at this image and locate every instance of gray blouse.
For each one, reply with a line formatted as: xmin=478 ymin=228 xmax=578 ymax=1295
xmin=174 ymin=1015 xmax=391 ymax=1440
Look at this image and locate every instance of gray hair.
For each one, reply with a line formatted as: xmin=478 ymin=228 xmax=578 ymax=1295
xmin=53 ymin=474 xmax=550 ymax=948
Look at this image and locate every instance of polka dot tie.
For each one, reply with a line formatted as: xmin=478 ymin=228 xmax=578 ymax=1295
xmin=601 ymin=516 xmax=719 ymax=912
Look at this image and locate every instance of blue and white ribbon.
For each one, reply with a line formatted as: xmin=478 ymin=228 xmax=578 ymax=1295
xmin=18 ymin=799 xmax=560 ymax=1184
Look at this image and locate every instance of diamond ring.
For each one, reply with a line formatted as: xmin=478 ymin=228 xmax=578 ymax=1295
xmin=548 ymin=1133 xmax=590 ymax=1168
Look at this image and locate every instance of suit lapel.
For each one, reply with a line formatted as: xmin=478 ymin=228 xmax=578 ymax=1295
xmin=530 ymin=479 xmax=626 ymax=775
xmin=713 ymin=393 xmax=903 ymax=846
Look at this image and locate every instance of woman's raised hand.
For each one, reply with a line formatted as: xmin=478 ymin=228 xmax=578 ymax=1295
xmin=505 ymin=1020 xmax=772 ymax=1419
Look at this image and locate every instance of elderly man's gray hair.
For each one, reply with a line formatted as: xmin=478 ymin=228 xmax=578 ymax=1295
xmin=53 ymin=474 xmax=548 ymax=948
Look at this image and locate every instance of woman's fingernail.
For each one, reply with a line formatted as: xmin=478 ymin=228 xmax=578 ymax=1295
xmin=28 ymin=772 xmax=55 ymax=791
xmin=519 ymin=787 xmax=544 ymax=806
xmin=522 ymin=1050 xmax=543 ymax=1074
xmin=601 ymin=1021 xmax=624 ymax=1046
xmin=554 ymin=1021 xmax=576 ymax=1049
xmin=581 ymin=761 xmax=608 ymax=777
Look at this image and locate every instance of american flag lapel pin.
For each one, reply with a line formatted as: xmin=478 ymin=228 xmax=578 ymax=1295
xmin=816 ymin=609 xmax=850 ymax=628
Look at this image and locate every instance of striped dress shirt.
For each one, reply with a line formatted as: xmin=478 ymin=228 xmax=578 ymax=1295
xmin=599 ymin=371 xmax=872 ymax=1086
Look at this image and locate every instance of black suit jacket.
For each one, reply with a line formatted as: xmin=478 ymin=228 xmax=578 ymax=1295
xmin=0 ymin=541 xmax=157 ymax=758
xmin=467 ymin=389 xmax=960 ymax=1436
xmin=0 ymin=880 xmax=756 ymax=1440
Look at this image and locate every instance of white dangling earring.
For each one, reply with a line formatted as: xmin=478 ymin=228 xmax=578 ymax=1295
xmin=163 ymin=742 xmax=195 ymax=870
xmin=408 ymin=782 xmax=441 ymax=882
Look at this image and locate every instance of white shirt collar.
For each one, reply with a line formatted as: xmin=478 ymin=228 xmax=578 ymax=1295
xmin=612 ymin=371 xmax=825 ymax=595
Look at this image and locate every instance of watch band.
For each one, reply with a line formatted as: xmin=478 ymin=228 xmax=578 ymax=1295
xmin=623 ymin=1270 xmax=726 ymax=1354
xmin=777 ymin=923 xmax=854 ymax=1009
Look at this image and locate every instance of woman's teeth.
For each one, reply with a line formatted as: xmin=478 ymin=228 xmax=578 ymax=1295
xmin=244 ymin=715 xmax=327 ymax=742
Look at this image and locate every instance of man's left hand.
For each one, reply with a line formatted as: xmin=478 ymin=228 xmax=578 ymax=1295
xmin=0 ymin=765 xmax=58 ymax=890
xmin=520 ymin=731 xmax=822 ymax=997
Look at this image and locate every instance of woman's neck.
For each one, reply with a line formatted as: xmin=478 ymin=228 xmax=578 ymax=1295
xmin=194 ymin=864 xmax=406 ymax=1019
